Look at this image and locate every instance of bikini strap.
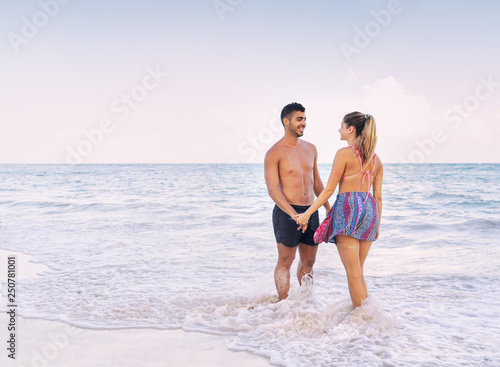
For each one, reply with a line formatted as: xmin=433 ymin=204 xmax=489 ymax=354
xmin=348 ymin=147 xmax=377 ymax=173
xmin=344 ymin=147 xmax=377 ymax=204
xmin=344 ymin=147 xmax=377 ymax=177
xmin=346 ymin=145 xmax=363 ymax=169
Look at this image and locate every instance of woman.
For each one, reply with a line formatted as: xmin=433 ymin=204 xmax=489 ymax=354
xmin=294 ymin=112 xmax=382 ymax=308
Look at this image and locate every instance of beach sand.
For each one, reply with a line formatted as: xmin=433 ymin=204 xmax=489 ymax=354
xmin=1 ymin=315 xmax=271 ymax=367
xmin=0 ymin=250 xmax=271 ymax=367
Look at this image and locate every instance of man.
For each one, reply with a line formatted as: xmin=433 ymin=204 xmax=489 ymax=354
xmin=264 ymin=102 xmax=330 ymax=300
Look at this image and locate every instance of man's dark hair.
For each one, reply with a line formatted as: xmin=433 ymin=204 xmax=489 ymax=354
xmin=280 ymin=102 xmax=305 ymax=126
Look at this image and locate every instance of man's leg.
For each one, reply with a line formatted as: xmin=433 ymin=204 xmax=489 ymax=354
xmin=297 ymin=242 xmax=318 ymax=285
xmin=275 ymin=242 xmax=297 ymax=300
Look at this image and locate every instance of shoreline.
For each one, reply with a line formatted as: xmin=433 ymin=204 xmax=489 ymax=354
xmin=0 ymin=250 xmax=271 ymax=366
xmin=1 ymin=315 xmax=272 ymax=367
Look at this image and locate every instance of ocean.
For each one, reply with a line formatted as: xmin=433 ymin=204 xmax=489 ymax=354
xmin=0 ymin=163 xmax=499 ymax=366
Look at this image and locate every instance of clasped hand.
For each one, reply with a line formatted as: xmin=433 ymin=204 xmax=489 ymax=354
xmin=293 ymin=213 xmax=310 ymax=233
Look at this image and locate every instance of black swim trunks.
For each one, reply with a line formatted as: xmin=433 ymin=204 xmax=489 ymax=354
xmin=272 ymin=204 xmax=320 ymax=248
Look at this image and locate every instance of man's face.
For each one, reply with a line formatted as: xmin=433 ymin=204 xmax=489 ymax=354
xmin=285 ymin=111 xmax=306 ymax=137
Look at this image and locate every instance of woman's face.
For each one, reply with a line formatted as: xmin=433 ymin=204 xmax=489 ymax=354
xmin=338 ymin=121 xmax=351 ymax=141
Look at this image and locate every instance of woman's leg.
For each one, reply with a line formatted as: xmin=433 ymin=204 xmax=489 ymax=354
xmin=359 ymin=240 xmax=373 ymax=298
xmin=336 ymin=235 xmax=365 ymax=308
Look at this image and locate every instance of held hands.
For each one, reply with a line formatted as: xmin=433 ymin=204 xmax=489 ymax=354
xmin=293 ymin=213 xmax=310 ymax=233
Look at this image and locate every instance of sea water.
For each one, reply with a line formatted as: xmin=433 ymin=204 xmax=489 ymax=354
xmin=0 ymin=163 xmax=499 ymax=366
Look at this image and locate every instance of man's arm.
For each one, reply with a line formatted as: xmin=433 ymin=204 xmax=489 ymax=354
xmin=264 ymin=148 xmax=297 ymax=217
xmin=294 ymin=148 xmax=347 ymax=230
xmin=312 ymin=145 xmax=331 ymax=214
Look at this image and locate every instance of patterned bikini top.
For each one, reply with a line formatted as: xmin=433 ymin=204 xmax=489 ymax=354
xmin=342 ymin=145 xmax=377 ymax=201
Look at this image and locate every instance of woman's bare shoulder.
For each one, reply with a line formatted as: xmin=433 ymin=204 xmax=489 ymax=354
xmin=336 ymin=146 xmax=356 ymax=158
xmin=374 ymin=154 xmax=383 ymax=174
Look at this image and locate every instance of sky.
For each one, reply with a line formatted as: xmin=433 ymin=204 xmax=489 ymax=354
xmin=1 ymin=0 xmax=499 ymax=163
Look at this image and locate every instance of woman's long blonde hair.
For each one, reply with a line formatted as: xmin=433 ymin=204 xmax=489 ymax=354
xmin=343 ymin=111 xmax=377 ymax=166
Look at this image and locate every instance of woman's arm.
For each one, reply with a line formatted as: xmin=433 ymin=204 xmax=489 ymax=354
xmin=294 ymin=149 xmax=346 ymax=228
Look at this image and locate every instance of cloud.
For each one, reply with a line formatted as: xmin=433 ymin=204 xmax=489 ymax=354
xmin=309 ymin=76 xmax=437 ymax=163
xmin=311 ymin=75 xmax=498 ymax=163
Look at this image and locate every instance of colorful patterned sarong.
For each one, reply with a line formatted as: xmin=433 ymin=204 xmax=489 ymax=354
xmin=314 ymin=192 xmax=379 ymax=244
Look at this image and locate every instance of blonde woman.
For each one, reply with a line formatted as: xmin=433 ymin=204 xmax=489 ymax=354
xmin=294 ymin=112 xmax=382 ymax=308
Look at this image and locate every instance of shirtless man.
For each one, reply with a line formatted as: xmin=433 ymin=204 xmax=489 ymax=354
xmin=264 ymin=102 xmax=330 ymax=300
